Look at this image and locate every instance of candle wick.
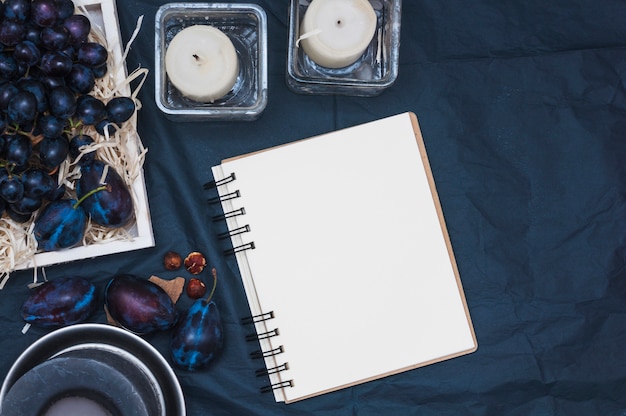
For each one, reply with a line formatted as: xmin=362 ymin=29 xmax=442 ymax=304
xmin=337 ymin=20 xmax=342 ymax=26
xmin=192 ymin=53 xmax=203 ymax=64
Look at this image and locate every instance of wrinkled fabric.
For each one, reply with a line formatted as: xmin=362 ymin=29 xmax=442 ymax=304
xmin=1 ymin=1 xmax=626 ymax=415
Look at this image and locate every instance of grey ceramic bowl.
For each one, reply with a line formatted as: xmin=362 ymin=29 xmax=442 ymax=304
xmin=0 ymin=324 xmax=185 ymax=416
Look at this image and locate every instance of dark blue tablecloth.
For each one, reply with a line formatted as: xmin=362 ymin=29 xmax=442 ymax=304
xmin=2 ymin=1 xmax=626 ymax=415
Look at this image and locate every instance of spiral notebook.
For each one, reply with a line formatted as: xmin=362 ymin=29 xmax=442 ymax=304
xmin=209 ymin=112 xmax=477 ymax=403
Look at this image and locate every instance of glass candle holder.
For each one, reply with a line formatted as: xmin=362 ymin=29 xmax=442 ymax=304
xmin=155 ymin=3 xmax=268 ymax=121
xmin=286 ymin=0 xmax=401 ymax=97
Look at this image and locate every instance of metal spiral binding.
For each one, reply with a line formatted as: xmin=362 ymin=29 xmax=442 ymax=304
xmin=246 ymin=328 xmax=279 ymax=342
xmin=256 ymin=363 xmax=289 ymax=377
xmin=241 ymin=311 xmax=274 ymax=325
xmin=212 ymin=207 xmax=246 ymax=222
xmin=207 ymin=190 xmax=240 ymax=204
xmin=225 ymin=242 xmax=255 ymax=255
xmin=250 ymin=345 xmax=284 ymax=359
xmin=260 ymin=380 xmax=293 ymax=393
xmin=219 ymin=225 xmax=251 ymax=240
xmin=203 ymin=172 xmax=236 ymax=189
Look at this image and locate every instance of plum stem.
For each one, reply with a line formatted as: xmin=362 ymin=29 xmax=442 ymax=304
xmin=204 ymin=268 xmax=218 ymax=305
xmin=73 ymin=185 xmax=107 ymax=209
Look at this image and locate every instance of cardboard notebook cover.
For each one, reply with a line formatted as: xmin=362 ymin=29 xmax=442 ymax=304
xmin=211 ymin=112 xmax=477 ymax=403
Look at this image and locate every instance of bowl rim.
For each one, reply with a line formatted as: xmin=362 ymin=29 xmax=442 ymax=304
xmin=0 ymin=323 xmax=186 ymax=415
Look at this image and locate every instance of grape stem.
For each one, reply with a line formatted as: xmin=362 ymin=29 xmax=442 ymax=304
xmin=73 ymin=185 xmax=107 ymax=209
xmin=204 ymin=268 xmax=218 ymax=305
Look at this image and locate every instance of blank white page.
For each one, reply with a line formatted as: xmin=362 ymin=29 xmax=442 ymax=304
xmin=213 ymin=112 xmax=477 ymax=403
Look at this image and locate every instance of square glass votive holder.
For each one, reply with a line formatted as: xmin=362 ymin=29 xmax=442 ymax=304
xmin=286 ymin=0 xmax=402 ymax=97
xmin=155 ymin=3 xmax=268 ymax=121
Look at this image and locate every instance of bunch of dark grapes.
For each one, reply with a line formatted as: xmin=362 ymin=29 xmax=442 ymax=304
xmin=0 ymin=0 xmax=136 ymax=224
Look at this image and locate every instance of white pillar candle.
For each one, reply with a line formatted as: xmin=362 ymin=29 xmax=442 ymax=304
xmin=165 ymin=25 xmax=239 ymax=103
xmin=299 ymin=0 xmax=377 ymax=69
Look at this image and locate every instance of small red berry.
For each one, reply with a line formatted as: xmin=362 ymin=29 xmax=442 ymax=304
xmin=186 ymin=278 xmax=207 ymax=299
xmin=163 ymin=251 xmax=182 ymax=270
xmin=184 ymin=251 xmax=207 ymax=274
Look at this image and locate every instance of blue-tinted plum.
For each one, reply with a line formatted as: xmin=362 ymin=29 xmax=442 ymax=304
xmin=106 ymin=96 xmax=135 ymax=124
xmin=39 ymin=134 xmax=69 ymax=168
xmin=33 ymin=198 xmax=87 ymax=251
xmin=7 ymin=90 xmax=37 ymax=124
xmin=170 ymin=299 xmax=224 ymax=371
xmin=47 ymin=182 xmax=65 ymax=200
xmin=24 ymin=24 xmax=42 ymax=46
xmin=105 ymin=274 xmax=178 ymax=334
xmin=63 ymin=14 xmax=90 ymax=44
xmin=21 ymin=276 xmax=97 ymax=328
xmin=32 ymin=0 xmax=59 ymax=28
xmin=77 ymin=42 xmax=107 ymax=67
xmin=76 ymin=160 xmax=133 ymax=227
xmin=47 ymin=85 xmax=76 ymax=119
xmin=74 ymin=94 xmax=105 ymax=125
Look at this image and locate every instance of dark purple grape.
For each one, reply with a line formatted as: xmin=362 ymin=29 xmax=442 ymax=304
xmin=32 ymin=0 xmax=59 ymax=28
xmin=104 ymin=274 xmax=178 ymax=334
xmin=39 ymin=74 xmax=65 ymax=89
xmin=7 ymin=90 xmax=37 ymax=124
xmin=0 ymin=197 xmax=5 ymax=216
xmin=106 ymin=96 xmax=135 ymax=124
xmin=47 ymin=85 xmax=76 ymax=119
xmin=14 ymin=40 xmax=41 ymax=66
xmin=5 ymin=204 xmax=31 ymax=222
xmin=41 ymin=25 xmax=69 ymax=50
xmin=0 ymin=20 xmax=25 ymax=46
xmin=77 ymin=42 xmax=107 ymax=68
xmin=95 ymin=118 xmax=117 ymax=136
xmin=63 ymin=14 xmax=90 ymax=44
xmin=0 ymin=116 xmax=7 ymax=135
xmin=22 ymin=168 xmax=55 ymax=198
xmin=74 ymin=94 xmax=105 ymax=125
xmin=0 ymin=82 xmax=18 ymax=110
xmin=17 ymin=78 xmax=48 ymax=113
xmin=76 ymin=160 xmax=133 ymax=227
xmin=91 ymin=63 xmax=107 ymax=79
xmin=0 ymin=169 xmax=8 ymax=184
xmin=3 ymin=0 xmax=31 ymax=22
xmin=24 ymin=24 xmax=42 ymax=46
xmin=20 ymin=276 xmax=97 ymax=328
xmin=47 ymin=182 xmax=65 ymax=200
xmin=33 ymin=198 xmax=87 ymax=251
xmin=171 ymin=299 xmax=223 ymax=371
xmin=55 ymin=0 xmax=74 ymax=21
xmin=36 ymin=113 xmax=64 ymax=137
xmin=40 ymin=50 xmax=72 ymax=76
xmin=1 ymin=176 xmax=24 ymax=203
xmin=65 ymin=63 xmax=94 ymax=94
xmin=0 ymin=53 xmax=19 ymax=79
xmin=4 ymin=133 xmax=32 ymax=166
xmin=69 ymin=133 xmax=95 ymax=163
xmin=39 ymin=134 xmax=69 ymax=168
xmin=11 ymin=194 xmax=42 ymax=214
